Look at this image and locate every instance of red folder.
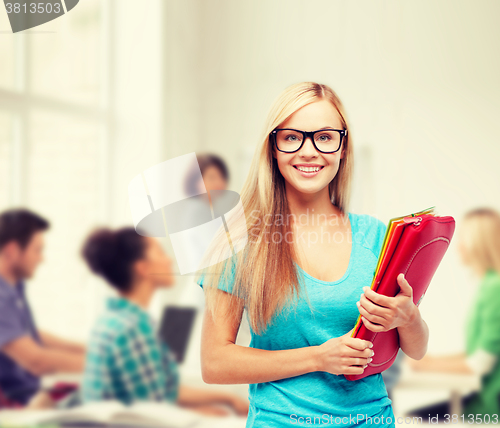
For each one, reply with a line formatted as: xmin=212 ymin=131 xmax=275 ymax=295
xmin=345 ymin=207 xmax=455 ymax=381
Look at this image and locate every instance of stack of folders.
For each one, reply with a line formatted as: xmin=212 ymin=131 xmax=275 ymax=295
xmin=345 ymin=206 xmax=456 ymax=381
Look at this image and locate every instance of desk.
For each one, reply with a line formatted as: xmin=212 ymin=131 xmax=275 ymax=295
xmin=0 ymin=409 xmax=247 ymax=428
xmin=32 ymin=372 xmax=248 ymax=426
xmin=41 ymin=370 xmax=249 ymax=401
xmin=393 ymin=363 xmax=481 ymax=416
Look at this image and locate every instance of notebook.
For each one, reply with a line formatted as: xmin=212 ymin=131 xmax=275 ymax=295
xmin=345 ymin=206 xmax=456 ymax=381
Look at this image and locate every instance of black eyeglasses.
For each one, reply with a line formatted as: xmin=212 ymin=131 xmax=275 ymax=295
xmin=270 ymin=128 xmax=347 ymax=154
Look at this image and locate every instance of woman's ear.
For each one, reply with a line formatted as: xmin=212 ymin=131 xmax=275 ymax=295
xmin=133 ymin=259 xmax=149 ymax=280
xmin=340 ymin=145 xmax=346 ymax=160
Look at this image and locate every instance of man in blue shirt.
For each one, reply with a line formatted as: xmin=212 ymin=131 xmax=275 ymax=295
xmin=0 ymin=208 xmax=86 ymax=406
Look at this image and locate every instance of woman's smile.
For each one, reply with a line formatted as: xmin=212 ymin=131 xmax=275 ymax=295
xmin=292 ymin=163 xmax=325 ymax=178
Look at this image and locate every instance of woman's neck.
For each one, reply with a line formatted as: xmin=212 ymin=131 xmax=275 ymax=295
xmin=122 ymin=279 xmax=155 ymax=310
xmin=285 ymin=182 xmax=341 ymax=226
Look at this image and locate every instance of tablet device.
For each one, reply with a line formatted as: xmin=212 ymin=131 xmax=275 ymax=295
xmin=159 ymin=306 xmax=197 ymax=364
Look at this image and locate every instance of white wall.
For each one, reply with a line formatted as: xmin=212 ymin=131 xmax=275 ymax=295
xmin=3 ymin=0 xmax=499 ymax=358
xmin=19 ymin=0 xmax=167 ymax=341
xmin=163 ymin=0 xmax=500 ymax=354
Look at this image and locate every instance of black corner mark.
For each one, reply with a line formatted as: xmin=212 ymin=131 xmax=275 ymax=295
xmin=4 ymin=0 xmax=79 ymax=33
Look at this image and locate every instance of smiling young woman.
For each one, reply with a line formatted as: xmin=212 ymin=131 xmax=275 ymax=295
xmin=195 ymin=82 xmax=428 ymax=427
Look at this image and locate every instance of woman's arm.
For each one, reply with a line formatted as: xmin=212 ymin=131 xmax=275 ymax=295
xmin=201 ymin=290 xmax=374 ymax=384
xmin=396 ymin=305 xmax=429 ymax=360
xmin=357 ymin=273 xmax=429 ymax=360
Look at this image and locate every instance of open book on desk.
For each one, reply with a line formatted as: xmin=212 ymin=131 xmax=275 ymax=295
xmin=0 ymin=400 xmax=202 ymax=428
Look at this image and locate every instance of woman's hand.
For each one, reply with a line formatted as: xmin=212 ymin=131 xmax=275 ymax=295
xmin=357 ymin=273 xmax=418 ymax=333
xmin=317 ymin=329 xmax=374 ymax=376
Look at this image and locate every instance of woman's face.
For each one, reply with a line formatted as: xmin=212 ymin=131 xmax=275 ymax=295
xmin=273 ymin=99 xmax=345 ymax=196
xmin=197 ymin=165 xmax=228 ymax=194
xmin=140 ymin=237 xmax=176 ymax=288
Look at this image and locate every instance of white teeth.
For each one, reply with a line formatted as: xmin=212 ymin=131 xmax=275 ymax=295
xmin=296 ymin=166 xmax=321 ymax=172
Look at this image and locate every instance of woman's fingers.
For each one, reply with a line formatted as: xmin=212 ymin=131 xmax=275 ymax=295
xmin=361 ymin=316 xmax=387 ymax=332
xmin=339 ymin=346 xmax=374 ymax=369
xmin=357 ymin=300 xmax=387 ymax=325
xmin=342 ymin=357 xmax=372 ymax=367
xmin=319 ymin=332 xmax=374 ymax=375
xmin=344 ymin=336 xmax=373 ymax=351
xmin=396 ymin=273 xmax=413 ymax=298
xmin=359 ymin=293 xmax=392 ymax=318
xmin=344 ymin=365 xmax=368 ymax=375
xmin=346 ymin=355 xmax=373 ymax=367
xmin=347 ymin=346 xmax=374 ymax=360
xmin=362 ymin=286 xmax=395 ymax=308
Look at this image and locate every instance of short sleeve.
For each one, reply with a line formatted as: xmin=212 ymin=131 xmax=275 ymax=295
xmin=0 ymin=298 xmax=28 ymax=350
xmin=196 ymin=271 xmax=205 ymax=289
xmin=476 ymin=278 xmax=500 ymax=355
xmin=357 ymin=214 xmax=388 ymax=261
xmin=196 ymin=254 xmax=242 ymax=297
xmin=372 ymin=218 xmax=388 ymax=260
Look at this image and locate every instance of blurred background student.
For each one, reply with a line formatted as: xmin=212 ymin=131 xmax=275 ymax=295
xmin=81 ymin=226 xmax=249 ymax=417
xmin=0 ymin=209 xmax=86 ymax=408
xmin=177 ymin=153 xmax=232 ymax=310
xmin=176 ymin=153 xmax=253 ymax=378
xmin=407 ymin=207 xmax=500 ymax=420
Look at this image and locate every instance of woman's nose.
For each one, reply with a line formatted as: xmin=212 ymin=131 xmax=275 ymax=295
xmin=298 ymin=137 xmax=319 ymax=157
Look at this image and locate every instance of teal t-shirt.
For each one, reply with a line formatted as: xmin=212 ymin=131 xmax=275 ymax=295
xmin=197 ymin=212 xmax=395 ymax=427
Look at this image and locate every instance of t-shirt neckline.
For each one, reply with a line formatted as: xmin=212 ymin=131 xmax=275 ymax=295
xmin=295 ymin=211 xmax=356 ymax=285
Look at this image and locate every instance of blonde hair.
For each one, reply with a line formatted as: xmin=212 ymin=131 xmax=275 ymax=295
xmin=196 ymin=82 xmax=354 ymax=335
xmin=460 ymin=207 xmax=500 ymax=277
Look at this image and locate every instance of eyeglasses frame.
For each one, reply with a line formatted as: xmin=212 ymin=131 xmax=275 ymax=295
xmin=270 ymin=127 xmax=348 ymax=154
